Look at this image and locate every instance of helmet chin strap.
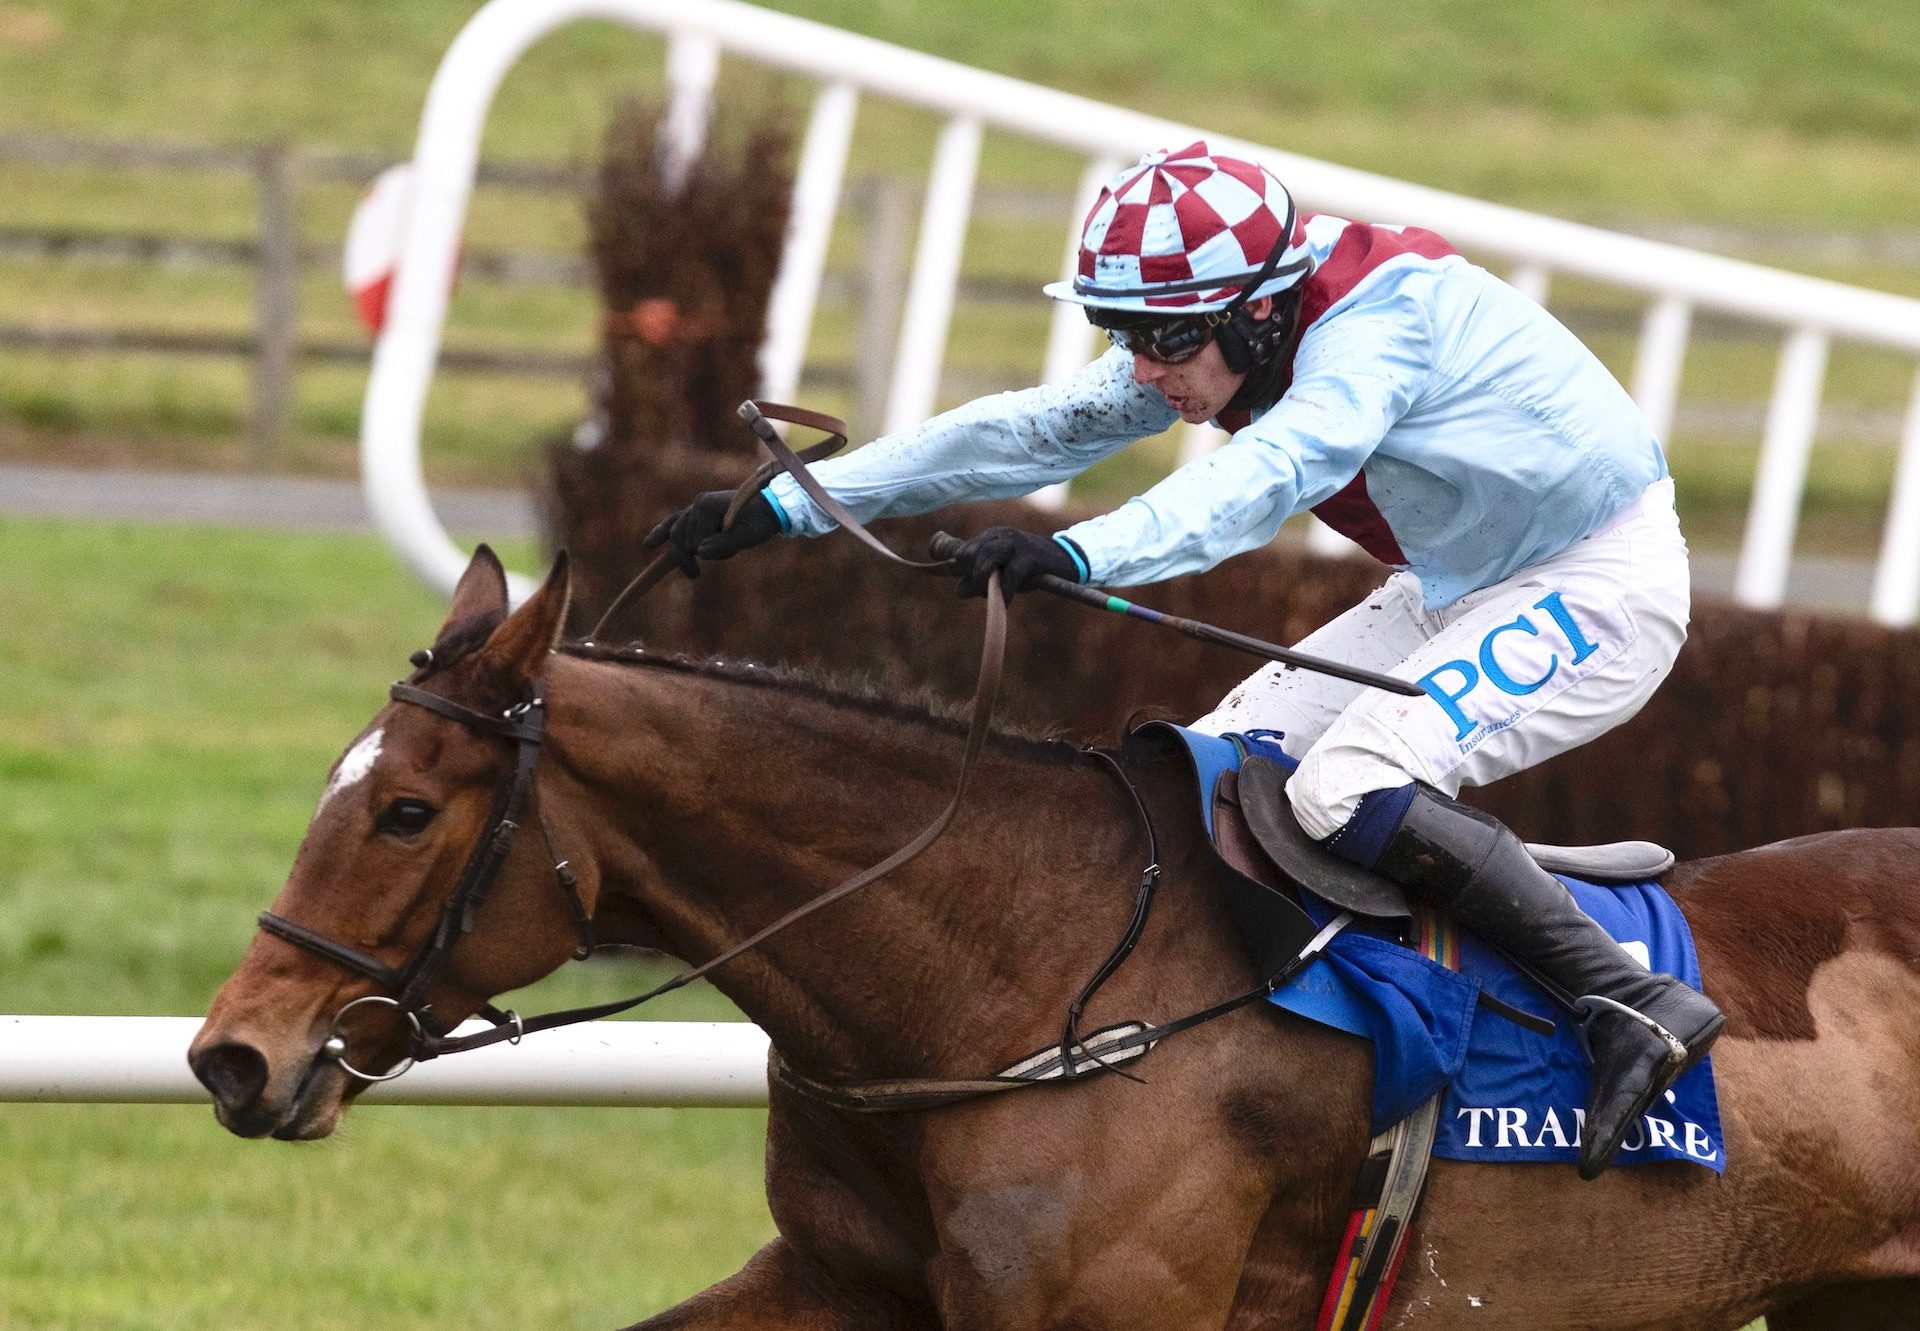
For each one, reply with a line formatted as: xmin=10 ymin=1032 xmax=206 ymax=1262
xmin=1220 ymin=288 xmax=1304 ymax=411
xmin=1215 ymin=305 xmax=1277 ymax=374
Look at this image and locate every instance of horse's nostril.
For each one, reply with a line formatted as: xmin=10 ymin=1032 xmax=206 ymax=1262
xmin=190 ymin=1040 xmax=270 ymax=1113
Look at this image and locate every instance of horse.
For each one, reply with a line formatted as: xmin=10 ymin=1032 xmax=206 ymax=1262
xmin=190 ymin=545 xmax=1920 ymax=1329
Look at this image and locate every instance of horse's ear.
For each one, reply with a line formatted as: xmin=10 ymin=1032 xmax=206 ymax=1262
xmin=438 ymin=544 xmax=511 ymax=640
xmin=479 ymin=552 xmax=572 ymax=685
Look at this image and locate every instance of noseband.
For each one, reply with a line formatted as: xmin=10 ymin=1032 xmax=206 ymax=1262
xmin=257 ymin=678 xmax=592 ymax=1077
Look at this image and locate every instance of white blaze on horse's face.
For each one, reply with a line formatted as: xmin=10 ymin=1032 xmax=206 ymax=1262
xmin=319 ymin=728 xmax=384 ymax=812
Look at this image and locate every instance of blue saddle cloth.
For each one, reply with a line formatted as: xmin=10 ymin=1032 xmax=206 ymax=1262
xmin=1171 ymin=725 xmax=1724 ymax=1173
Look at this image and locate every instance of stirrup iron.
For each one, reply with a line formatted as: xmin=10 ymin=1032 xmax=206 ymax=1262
xmin=1575 ymin=994 xmax=1689 ymax=1068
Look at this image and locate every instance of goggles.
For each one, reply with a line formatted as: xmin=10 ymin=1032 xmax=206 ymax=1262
xmin=1092 ymin=312 xmax=1224 ymax=365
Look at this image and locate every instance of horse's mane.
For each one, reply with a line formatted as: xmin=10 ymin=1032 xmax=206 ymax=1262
xmin=404 ymin=609 xmax=1095 ymax=766
xmin=559 ymin=639 xmax=1093 ymax=766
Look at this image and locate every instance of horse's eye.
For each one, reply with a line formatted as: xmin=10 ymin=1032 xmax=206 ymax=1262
xmin=376 ymin=799 xmax=438 ymax=837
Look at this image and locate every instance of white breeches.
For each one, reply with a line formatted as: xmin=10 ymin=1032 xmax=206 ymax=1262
xmin=1191 ymin=479 xmax=1690 ymax=841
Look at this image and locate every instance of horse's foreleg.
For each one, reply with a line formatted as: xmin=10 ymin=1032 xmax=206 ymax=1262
xmin=1768 ymin=1278 xmax=1920 ymax=1331
xmin=624 ymin=1238 xmax=935 ymax=1331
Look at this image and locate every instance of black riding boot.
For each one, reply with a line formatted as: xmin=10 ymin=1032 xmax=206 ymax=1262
xmin=1373 ymin=784 xmax=1724 ymax=1179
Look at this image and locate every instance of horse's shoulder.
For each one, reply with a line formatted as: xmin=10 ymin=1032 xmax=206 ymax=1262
xmin=1669 ymin=827 xmax=1920 ymax=1040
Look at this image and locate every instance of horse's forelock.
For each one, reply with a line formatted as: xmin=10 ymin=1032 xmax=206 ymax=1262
xmin=410 ymin=608 xmax=508 ymax=681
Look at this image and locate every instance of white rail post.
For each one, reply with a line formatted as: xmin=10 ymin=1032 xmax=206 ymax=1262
xmin=852 ymin=178 xmax=912 ymax=438
xmin=1041 ymin=156 xmax=1119 ymax=387
xmin=0 ymin=1016 xmax=774 ymax=1107
xmin=1177 ymin=420 xmax=1223 ymax=465
xmin=759 ymin=80 xmax=859 ymax=404
xmin=1032 ymin=153 xmax=1122 ymax=512
xmin=659 ymin=29 xmax=721 ymax=189
xmin=1508 ymin=263 xmax=1551 ymax=306
xmin=1734 ymin=327 xmax=1829 ymax=607
xmin=363 ymin=0 xmax=532 ymax=602
xmin=1869 ymin=367 xmax=1920 ymax=626
xmin=1631 ymin=295 xmax=1692 ymax=444
xmin=883 ymin=115 xmax=982 ymax=434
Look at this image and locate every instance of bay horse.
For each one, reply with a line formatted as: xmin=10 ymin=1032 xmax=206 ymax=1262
xmin=191 ymin=546 xmax=1920 ymax=1329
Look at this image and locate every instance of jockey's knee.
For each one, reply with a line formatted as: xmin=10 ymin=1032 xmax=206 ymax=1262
xmin=1287 ymin=743 xmax=1421 ymax=867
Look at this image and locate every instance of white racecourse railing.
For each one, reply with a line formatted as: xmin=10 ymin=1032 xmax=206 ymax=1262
xmin=365 ymin=0 xmax=1920 ymax=624
xmin=0 ymin=1016 xmax=771 ymax=1107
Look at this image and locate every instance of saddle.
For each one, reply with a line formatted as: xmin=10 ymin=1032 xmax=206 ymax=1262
xmin=1225 ymin=754 xmax=1674 ymax=921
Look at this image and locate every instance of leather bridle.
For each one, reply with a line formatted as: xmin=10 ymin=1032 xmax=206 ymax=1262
xmin=254 ymin=400 xmax=1342 ymax=1104
xmin=257 ymin=681 xmax=592 ymax=1078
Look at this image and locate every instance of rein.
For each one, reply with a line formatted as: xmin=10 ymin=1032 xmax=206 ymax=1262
xmin=260 ymin=400 xmax=1348 ymax=1107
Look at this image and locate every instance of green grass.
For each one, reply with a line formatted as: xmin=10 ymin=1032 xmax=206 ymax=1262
xmin=1 ymin=1102 xmax=770 ymax=1329
xmin=3 ymin=0 xmax=1920 ymax=506
xmin=8 ymin=0 xmax=1920 ymax=179
xmin=0 ymin=517 xmax=775 ymax=1327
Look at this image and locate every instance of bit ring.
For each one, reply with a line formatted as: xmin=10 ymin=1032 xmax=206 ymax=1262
xmin=321 ymin=995 xmax=423 ymax=1083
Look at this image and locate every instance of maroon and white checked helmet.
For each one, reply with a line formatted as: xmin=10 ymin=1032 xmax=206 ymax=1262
xmin=1043 ymin=142 xmax=1311 ymax=315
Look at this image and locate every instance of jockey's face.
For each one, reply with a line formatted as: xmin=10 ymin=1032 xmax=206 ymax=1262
xmin=1127 ymin=296 xmax=1272 ymax=425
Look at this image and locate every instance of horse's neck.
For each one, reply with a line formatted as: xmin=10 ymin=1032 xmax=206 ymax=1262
xmin=551 ymin=654 xmax=1151 ymax=1075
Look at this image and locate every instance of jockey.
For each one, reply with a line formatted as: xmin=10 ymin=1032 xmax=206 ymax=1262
xmin=649 ymin=141 xmax=1722 ymax=1178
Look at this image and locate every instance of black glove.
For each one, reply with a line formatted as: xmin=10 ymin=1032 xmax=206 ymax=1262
xmin=642 ymin=490 xmax=783 ymax=578
xmin=950 ymin=527 xmax=1086 ymax=601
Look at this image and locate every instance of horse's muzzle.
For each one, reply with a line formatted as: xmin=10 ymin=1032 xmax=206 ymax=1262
xmin=189 ymin=1038 xmax=279 ymax=1137
xmin=190 ymin=1036 xmax=351 ymax=1141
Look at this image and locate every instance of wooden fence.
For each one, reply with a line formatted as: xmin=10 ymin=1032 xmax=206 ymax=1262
xmin=0 ymin=133 xmax=600 ymax=462
xmin=0 ymin=132 xmax=1055 ymax=462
